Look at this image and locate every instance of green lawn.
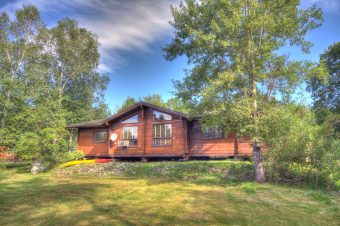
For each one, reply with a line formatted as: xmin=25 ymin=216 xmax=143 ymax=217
xmin=0 ymin=162 xmax=339 ymax=226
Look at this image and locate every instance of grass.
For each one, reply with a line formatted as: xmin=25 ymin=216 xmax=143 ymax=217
xmin=0 ymin=161 xmax=339 ymax=226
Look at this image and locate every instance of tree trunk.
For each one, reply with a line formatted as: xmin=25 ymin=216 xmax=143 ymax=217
xmin=253 ymin=142 xmax=266 ymax=183
xmin=251 ymin=73 xmax=266 ymax=183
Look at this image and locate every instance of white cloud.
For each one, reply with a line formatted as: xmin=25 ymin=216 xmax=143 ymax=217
xmin=301 ymin=0 xmax=340 ymax=12
xmin=1 ymin=0 xmax=180 ymax=72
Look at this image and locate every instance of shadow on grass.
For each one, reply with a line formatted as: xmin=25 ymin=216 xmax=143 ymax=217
xmin=0 ymin=174 xmax=139 ymax=226
xmin=1 ymin=167 xmax=339 ymax=226
xmin=112 ymin=174 xmax=248 ymax=188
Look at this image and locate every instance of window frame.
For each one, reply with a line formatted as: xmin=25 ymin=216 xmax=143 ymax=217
xmin=93 ymin=130 xmax=108 ymax=143
xmin=122 ymin=126 xmax=138 ymax=146
xmin=153 ymin=110 xmax=172 ymax=121
xmin=202 ymin=126 xmax=224 ymax=140
xmin=121 ymin=114 xmax=139 ymax=124
xmin=153 ymin=123 xmax=172 ymax=146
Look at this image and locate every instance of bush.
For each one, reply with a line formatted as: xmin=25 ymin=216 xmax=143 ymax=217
xmin=62 ymin=150 xmax=85 ymax=162
xmin=15 ymin=128 xmax=68 ymax=166
xmin=261 ymin=105 xmax=339 ymax=189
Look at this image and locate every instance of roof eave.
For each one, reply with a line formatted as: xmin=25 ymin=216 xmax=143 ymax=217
xmin=104 ymin=101 xmax=188 ymax=124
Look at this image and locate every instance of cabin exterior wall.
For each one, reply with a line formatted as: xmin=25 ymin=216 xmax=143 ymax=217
xmin=77 ymin=128 xmax=110 ymax=157
xmin=75 ymin=105 xmax=253 ymax=158
xmin=188 ymin=120 xmax=253 ymax=157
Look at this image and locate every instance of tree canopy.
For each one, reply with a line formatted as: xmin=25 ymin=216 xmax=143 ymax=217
xmin=309 ymin=42 xmax=339 ymax=135
xmin=164 ymin=0 xmax=325 ymax=182
xmin=0 ymin=5 xmax=110 ymax=163
xmin=117 ymin=94 xmax=188 ymax=113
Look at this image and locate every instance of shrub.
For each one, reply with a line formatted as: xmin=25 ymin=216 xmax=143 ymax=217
xmin=335 ymin=180 xmax=340 ymax=191
xmin=261 ymin=105 xmax=339 ymax=189
xmin=15 ymin=128 xmax=68 ymax=166
xmin=63 ymin=150 xmax=85 ymax=162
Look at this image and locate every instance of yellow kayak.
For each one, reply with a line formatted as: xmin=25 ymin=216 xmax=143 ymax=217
xmin=59 ymin=160 xmax=96 ymax=168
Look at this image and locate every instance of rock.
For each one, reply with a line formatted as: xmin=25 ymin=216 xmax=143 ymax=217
xmin=31 ymin=161 xmax=48 ymax=174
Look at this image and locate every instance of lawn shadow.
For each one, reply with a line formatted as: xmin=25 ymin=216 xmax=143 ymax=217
xmin=0 ymin=174 xmax=137 ymax=226
xmin=115 ymin=174 xmax=247 ymax=188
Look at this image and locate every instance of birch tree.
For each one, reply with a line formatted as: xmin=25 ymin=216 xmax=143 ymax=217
xmin=0 ymin=5 xmax=110 ymax=162
xmin=164 ymin=0 xmax=324 ymax=182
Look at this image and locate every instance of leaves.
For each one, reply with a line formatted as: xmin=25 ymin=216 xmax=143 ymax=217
xmin=0 ymin=5 xmax=110 ymax=162
xmin=164 ymin=0 xmax=324 ymax=140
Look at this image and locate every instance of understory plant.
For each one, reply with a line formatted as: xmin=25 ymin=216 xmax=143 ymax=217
xmin=61 ymin=150 xmax=86 ymax=162
xmin=261 ymin=104 xmax=339 ymax=189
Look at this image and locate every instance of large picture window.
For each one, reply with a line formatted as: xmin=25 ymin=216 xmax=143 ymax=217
xmin=122 ymin=126 xmax=138 ymax=146
xmin=93 ymin=131 xmax=107 ymax=143
xmin=153 ymin=124 xmax=172 ymax=146
xmin=122 ymin=114 xmax=138 ymax=123
xmin=153 ymin=110 xmax=172 ymax=121
xmin=202 ymin=127 xmax=224 ymax=139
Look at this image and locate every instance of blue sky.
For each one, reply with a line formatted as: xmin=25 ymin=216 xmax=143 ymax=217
xmin=1 ymin=0 xmax=339 ymax=112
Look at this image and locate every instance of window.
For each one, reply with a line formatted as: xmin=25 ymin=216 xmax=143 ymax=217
xmin=202 ymin=127 xmax=224 ymax=139
xmin=153 ymin=110 xmax=172 ymax=121
xmin=153 ymin=124 xmax=172 ymax=146
xmin=93 ymin=131 xmax=107 ymax=143
xmin=122 ymin=114 xmax=138 ymax=123
xmin=122 ymin=126 xmax=138 ymax=146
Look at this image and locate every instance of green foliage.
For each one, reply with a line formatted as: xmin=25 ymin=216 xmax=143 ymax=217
xmin=15 ymin=128 xmax=67 ymax=165
xmin=164 ymin=0 xmax=326 ymax=182
xmin=261 ymin=104 xmax=339 ymax=188
xmin=117 ymin=94 xmax=189 ymax=113
xmin=116 ymin=96 xmax=137 ymax=113
xmin=61 ymin=150 xmax=85 ymax=162
xmin=308 ymin=42 xmax=340 ymax=138
xmin=141 ymin=94 xmax=167 ymax=107
xmin=164 ymin=0 xmax=324 ymax=137
xmin=0 ymin=5 xmax=110 ymax=164
xmin=309 ymin=42 xmax=339 ymax=122
xmin=166 ymin=97 xmax=189 ymax=113
xmin=15 ymin=133 xmax=41 ymax=161
xmin=335 ymin=180 xmax=340 ymax=191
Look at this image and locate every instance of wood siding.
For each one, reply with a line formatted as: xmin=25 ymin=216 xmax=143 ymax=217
xmin=77 ymin=128 xmax=110 ymax=157
xmin=188 ymin=120 xmax=253 ymax=157
xmin=76 ymin=107 xmax=253 ymax=158
xmin=108 ymin=107 xmax=187 ymax=157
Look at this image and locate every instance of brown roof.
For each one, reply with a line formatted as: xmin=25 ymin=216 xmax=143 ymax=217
xmin=67 ymin=101 xmax=188 ymax=129
xmin=67 ymin=118 xmax=107 ymax=128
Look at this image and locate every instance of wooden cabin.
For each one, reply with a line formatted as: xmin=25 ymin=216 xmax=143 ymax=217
xmin=68 ymin=102 xmax=253 ymax=159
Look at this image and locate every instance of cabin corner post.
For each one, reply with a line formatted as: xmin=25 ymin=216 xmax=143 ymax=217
xmin=183 ymin=119 xmax=189 ymax=157
xmin=108 ymin=124 xmax=112 ymax=157
xmin=142 ymin=106 xmax=146 ymax=157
